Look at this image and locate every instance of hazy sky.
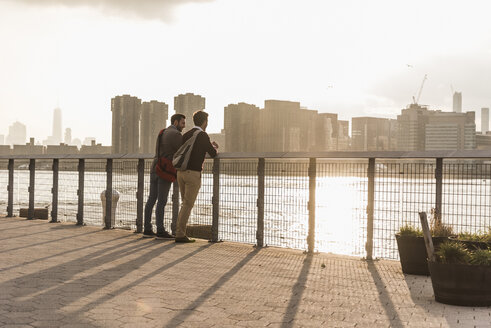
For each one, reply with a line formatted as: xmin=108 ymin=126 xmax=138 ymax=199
xmin=1 ymin=0 xmax=491 ymax=145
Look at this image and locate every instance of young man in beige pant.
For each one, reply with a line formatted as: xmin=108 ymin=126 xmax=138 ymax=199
xmin=175 ymin=111 xmax=218 ymax=243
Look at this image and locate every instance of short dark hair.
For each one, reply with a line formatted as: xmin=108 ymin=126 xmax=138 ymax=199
xmin=193 ymin=111 xmax=208 ymax=126
xmin=170 ymin=113 xmax=186 ymax=125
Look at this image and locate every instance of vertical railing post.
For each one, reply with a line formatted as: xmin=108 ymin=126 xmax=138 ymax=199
xmin=211 ymin=158 xmax=220 ymax=242
xmin=7 ymin=159 xmax=14 ymax=217
xmin=76 ymin=158 xmax=85 ymax=225
xmin=366 ymin=158 xmax=376 ymax=260
xmin=435 ymin=158 xmax=443 ymax=224
xmin=28 ymin=159 xmax=35 ymax=220
xmin=50 ymin=158 xmax=59 ymax=223
xmin=256 ymin=158 xmax=265 ymax=248
xmin=105 ymin=158 xmax=113 ymax=229
xmin=135 ymin=158 xmax=144 ymax=233
xmin=172 ymin=181 xmax=179 ymax=236
xmin=307 ymin=158 xmax=316 ymax=253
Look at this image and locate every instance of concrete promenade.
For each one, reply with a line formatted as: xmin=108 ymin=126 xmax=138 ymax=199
xmin=0 ymin=217 xmax=490 ymax=328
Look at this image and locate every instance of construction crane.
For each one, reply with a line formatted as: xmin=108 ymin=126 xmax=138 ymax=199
xmin=412 ymin=74 xmax=427 ymax=105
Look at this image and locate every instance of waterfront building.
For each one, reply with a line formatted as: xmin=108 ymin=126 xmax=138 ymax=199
xmin=140 ymin=100 xmax=168 ymax=154
xmin=481 ymin=108 xmax=489 ymax=133
xmin=174 ymin=93 xmax=205 ymax=132
xmin=12 ymin=138 xmax=43 ymax=155
xmin=224 ymin=102 xmax=261 ymax=152
xmin=397 ymin=104 xmax=429 ymax=151
xmin=64 ymin=128 xmax=72 ymax=145
xmin=6 ymin=121 xmax=26 ymax=146
xmin=80 ymin=140 xmax=111 ymax=154
xmin=424 ymin=111 xmax=476 ymax=150
xmin=111 ymin=95 xmax=141 ymax=154
xmin=351 ymin=117 xmax=396 ymax=151
xmin=453 ymin=92 xmax=462 ymax=113
xmin=337 ymin=120 xmax=350 ymax=150
xmin=45 ymin=143 xmax=78 ymax=155
xmin=208 ymin=130 xmax=226 ymax=152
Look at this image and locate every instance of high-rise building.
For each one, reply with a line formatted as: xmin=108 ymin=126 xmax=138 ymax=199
xmin=397 ymin=104 xmax=429 ymax=151
xmin=6 ymin=121 xmax=26 ymax=146
xmin=351 ymin=117 xmax=396 ymax=151
xmin=481 ymin=108 xmax=489 ymax=133
xmin=64 ymin=128 xmax=72 ymax=145
xmin=337 ymin=120 xmax=350 ymax=150
xmin=174 ymin=93 xmax=205 ymax=132
xmin=52 ymin=108 xmax=62 ymax=144
xmin=111 ymin=95 xmax=141 ymax=154
xmin=224 ymin=102 xmax=261 ymax=152
xmin=140 ymin=100 xmax=168 ymax=154
xmin=453 ymin=92 xmax=462 ymax=113
xmin=424 ymin=111 xmax=475 ymax=150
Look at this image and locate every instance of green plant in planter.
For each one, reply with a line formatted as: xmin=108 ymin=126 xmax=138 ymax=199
xmin=430 ymin=217 xmax=454 ymax=237
xmin=469 ymin=249 xmax=491 ymax=266
xmin=435 ymin=241 xmax=471 ymax=264
xmin=398 ymin=224 xmax=423 ymax=237
xmin=457 ymin=228 xmax=491 ymax=243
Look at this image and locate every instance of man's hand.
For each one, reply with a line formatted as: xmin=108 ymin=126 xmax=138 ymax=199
xmin=212 ymin=141 xmax=219 ymax=149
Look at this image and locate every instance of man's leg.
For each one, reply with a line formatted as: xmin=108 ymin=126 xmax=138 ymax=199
xmin=155 ymin=177 xmax=172 ymax=235
xmin=176 ymin=170 xmax=201 ymax=239
xmin=143 ymin=171 xmax=158 ymax=235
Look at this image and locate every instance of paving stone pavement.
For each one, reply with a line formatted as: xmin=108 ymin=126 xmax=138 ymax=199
xmin=1 ymin=217 xmax=490 ymax=328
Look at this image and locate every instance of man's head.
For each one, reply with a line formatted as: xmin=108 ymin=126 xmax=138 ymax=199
xmin=193 ymin=111 xmax=208 ymax=130
xmin=170 ymin=113 xmax=186 ymax=132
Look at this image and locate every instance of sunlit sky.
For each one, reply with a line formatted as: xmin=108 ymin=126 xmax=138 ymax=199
xmin=1 ymin=0 xmax=491 ymax=145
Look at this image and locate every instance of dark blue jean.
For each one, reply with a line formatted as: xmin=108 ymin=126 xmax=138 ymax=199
xmin=144 ymin=170 xmax=173 ymax=234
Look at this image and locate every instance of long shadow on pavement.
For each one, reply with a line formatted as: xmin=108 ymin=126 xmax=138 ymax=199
xmin=164 ymin=248 xmax=260 ymax=328
xmin=68 ymin=243 xmax=212 ymax=321
xmin=280 ymin=253 xmax=313 ymax=328
xmin=367 ymin=261 xmax=404 ymax=328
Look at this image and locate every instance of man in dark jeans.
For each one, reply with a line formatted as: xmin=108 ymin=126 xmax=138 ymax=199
xmin=143 ymin=113 xmax=186 ymax=239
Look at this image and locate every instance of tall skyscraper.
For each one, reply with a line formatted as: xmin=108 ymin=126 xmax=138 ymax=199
xmin=397 ymin=104 xmax=429 ymax=151
xmin=140 ymin=100 xmax=168 ymax=154
xmin=64 ymin=128 xmax=72 ymax=145
xmin=453 ymin=92 xmax=462 ymax=113
xmin=111 ymin=95 xmax=141 ymax=154
xmin=224 ymin=102 xmax=260 ymax=152
xmin=174 ymin=93 xmax=205 ymax=132
xmin=6 ymin=121 xmax=26 ymax=145
xmin=482 ymin=108 xmax=489 ymax=133
xmin=52 ymin=108 xmax=62 ymax=144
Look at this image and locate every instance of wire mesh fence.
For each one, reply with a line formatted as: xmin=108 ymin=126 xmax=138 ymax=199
xmin=218 ymin=159 xmax=258 ymax=244
xmin=316 ymin=159 xmax=368 ymax=257
xmin=0 ymin=160 xmax=8 ymax=216
xmin=2 ymin=155 xmax=491 ymax=260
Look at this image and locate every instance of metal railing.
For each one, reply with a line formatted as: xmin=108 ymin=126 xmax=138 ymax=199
xmin=2 ymin=150 xmax=491 ymax=260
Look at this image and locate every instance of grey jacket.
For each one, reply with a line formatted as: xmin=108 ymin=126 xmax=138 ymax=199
xmin=152 ymin=125 xmax=183 ymax=169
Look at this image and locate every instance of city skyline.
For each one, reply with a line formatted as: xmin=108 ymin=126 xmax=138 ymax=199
xmin=1 ymin=0 xmax=491 ymax=145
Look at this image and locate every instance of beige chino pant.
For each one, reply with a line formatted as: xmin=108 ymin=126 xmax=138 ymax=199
xmin=176 ymin=170 xmax=202 ymax=238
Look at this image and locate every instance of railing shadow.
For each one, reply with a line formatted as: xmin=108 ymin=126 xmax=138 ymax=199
xmin=164 ymin=248 xmax=260 ymax=328
xmin=280 ymin=253 xmax=313 ymax=328
xmin=366 ymin=261 xmax=404 ymax=328
xmin=69 ymin=243 xmax=212 ymax=319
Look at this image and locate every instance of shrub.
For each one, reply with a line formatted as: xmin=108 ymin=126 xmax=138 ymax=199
xmin=430 ymin=219 xmax=454 ymax=237
xmin=398 ymin=224 xmax=423 ymax=237
xmin=469 ymin=249 xmax=491 ymax=266
xmin=457 ymin=228 xmax=491 ymax=243
xmin=435 ymin=241 xmax=471 ymax=264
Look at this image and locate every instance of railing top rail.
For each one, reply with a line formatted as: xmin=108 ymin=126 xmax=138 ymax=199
xmin=2 ymin=150 xmax=491 ymax=160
